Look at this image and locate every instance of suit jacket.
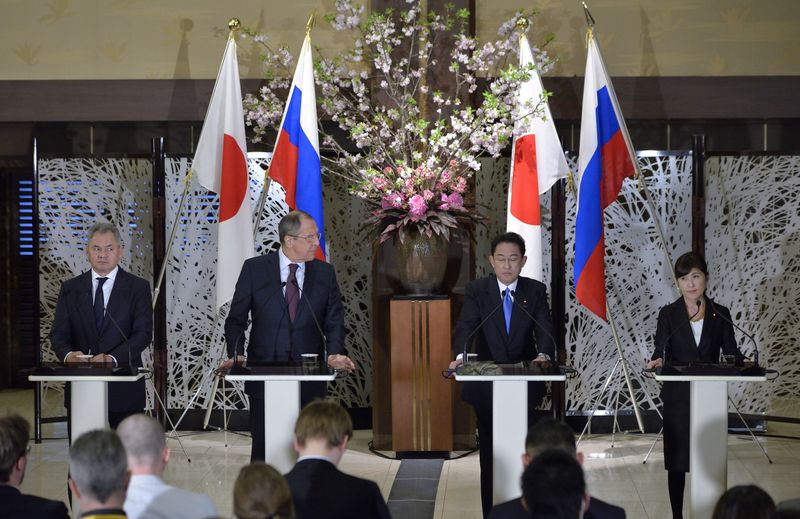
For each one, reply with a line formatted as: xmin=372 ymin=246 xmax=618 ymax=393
xmin=651 ymin=297 xmax=743 ymax=472
xmin=651 ymin=297 xmax=742 ymax=403
xmin=453 ymin=275 xmax=556 ymax=408
xmin=224 ymin=253 xmax=345 ymax=396
xmin=49 ymin=268 xmax=153 ymax=412
xmin=0 ymin=485 xmax=70 ymax=519
xmin=488 ymin=495 xmax=626 ymax=519
xmin=285 ymin=459 xmax=391 ymax=519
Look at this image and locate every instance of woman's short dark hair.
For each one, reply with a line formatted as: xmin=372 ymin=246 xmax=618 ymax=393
xmin=674 ymin=251 xmax=708 ymax=278
xmin=711 ymin=485 xmax=775 ymax=519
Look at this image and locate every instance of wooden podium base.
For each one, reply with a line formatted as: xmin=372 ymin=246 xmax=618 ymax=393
xmin=390 ymin=298 xmax=453 ymax=452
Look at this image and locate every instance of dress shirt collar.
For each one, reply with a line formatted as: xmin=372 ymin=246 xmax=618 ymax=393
xmin=92 ymin=265 xmax=119 ymax=283
xmin=496 ymin=277 xmax=518 ymax=297
xmin=279 ymin=247 xmax=306 ymax=273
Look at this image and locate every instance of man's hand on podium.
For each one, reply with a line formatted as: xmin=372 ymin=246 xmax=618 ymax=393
xmin=646 ymin=358 xmax=663 ymax=370
xmin=219 ymin=356 xmax=247 ymax=371
xmin=90 ymin=353 xmax=114 ymax=364
xmin=327 ymin=354 xmax=356 ymax=373
xmin=448 ymin=358 xmax=463 ymax=371
xmin=64 ymin=351 xmax=87 ymax=363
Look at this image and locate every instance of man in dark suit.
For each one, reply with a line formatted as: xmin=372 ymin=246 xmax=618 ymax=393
xmin=450 ymin=232 xmax=557 ymax=517
xmin=223 ymin=210 xmax=355 ymax=461
xmin=522 ymin=449 xmax=587 ymax=519
xmin=488 ymin=418 xmax=626 ymax=519
xmin=50 ymin=221 xmax=153 ymax=428
xmin=0 ymin=414 xmax=70 ymax=519
xmin=284 ymin=400 xmax=390 ymax=519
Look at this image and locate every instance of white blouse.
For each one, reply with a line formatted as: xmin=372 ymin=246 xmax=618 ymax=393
xmin=690 ymin=318 xmax=704 ymax=347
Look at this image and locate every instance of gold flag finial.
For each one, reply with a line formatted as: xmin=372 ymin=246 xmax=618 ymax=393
xmin=515 ymin=16 xmax=529 ymax=32
xmin=306 ymin=11 xmax=316 ymax=35
xmin=228 ymin=18 xmax=241 ymax=31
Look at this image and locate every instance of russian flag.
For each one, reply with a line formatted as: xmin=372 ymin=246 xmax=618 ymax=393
xmin=269 ymin=33 xmax=326 ymax=261
xmin=574 ymin=34 xmax=636 ymax=320
xmin=507 ymin=32 xmax=570 ymax=281
xmin=193 ymin=36 xmax=255 ymax=310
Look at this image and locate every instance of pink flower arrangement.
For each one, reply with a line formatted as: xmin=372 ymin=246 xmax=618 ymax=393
xmin=353 ymin=163 xmax=482 ymax=242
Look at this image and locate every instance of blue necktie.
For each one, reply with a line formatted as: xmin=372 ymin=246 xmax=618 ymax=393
xmin=502 ymin=288 xmax=512 ymax=334
xmin=94 ymin=277 xmax=107 ymax=331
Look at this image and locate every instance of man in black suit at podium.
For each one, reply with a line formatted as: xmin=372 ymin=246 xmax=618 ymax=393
xmin=223 ymin=210 xmax=355 ymax=461
xmin=450 ymin=231 xmax=557 ymax=517
xmin=50 ymin=221 xmax=153 ymax=428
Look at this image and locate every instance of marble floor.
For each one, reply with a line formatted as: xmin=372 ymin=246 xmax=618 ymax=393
xmin=4 ymin=388 xmax=800 ymax=519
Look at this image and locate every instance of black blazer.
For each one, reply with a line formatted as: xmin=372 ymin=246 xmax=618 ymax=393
xmin=49 ymin=268 xmax=153 ymax=412
xmin=284 ymin=459 xmax=391 ymax=519
xmin=651 ymin=297 xmax=742 ymax=402
xmin=452 ymin=275 xmax=556 ymax=363
xmin=0 ymin=485 xmax=70 ymax=519
xmin=224 ymin=253 xmax=345 ymax=394
xmin=488 ymin=496 xmax=626 ymax=519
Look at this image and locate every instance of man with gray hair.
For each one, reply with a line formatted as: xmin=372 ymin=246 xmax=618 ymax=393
xmin=117 ymin=414 xmax=217 ymax=519
xmin=68 ymin=429 xmax=129 ymax=518
xmin=50 ymin=221 xmax=153 ymax=428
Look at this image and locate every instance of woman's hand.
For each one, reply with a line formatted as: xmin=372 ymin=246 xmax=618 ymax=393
xmin=646 ymin=358 xmax=663 ymax=369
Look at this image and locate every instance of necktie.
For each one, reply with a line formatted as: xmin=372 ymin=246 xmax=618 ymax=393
xmin=94 ymin=277 xmax=108 ymax=331
xmin=502 ymin=288 xmax=512 ymax=334
xmin=285 ymin=263 xmax=299 ymax=322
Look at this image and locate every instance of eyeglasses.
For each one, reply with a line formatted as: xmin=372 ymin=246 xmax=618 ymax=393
xmin=492 ymin=255 xmax=521 ymax=265
xmin=289 ymin=232 xmax=322 ymax=243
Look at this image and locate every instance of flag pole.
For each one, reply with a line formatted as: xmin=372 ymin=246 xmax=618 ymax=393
xmin=152 ymin=18 xmax=244 ymax=309
xmin=606 ymin=301 xmax=645 ymax=433
xmin=252 ymin=11 xmax=316 ymax=238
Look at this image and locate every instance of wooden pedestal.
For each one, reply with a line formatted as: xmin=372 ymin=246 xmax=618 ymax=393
xmin=389 ymin=298 xmax=453 ymax=452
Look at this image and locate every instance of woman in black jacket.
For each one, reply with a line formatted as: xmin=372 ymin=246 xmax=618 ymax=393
xmin=646 ymin=252 xmax=745 ymax=518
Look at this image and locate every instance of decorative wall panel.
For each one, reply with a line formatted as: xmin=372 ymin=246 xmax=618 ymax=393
xmin=706 ymin=156 xmax=800 ymax=418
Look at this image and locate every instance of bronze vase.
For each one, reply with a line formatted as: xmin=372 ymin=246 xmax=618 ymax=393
xmin=394 ymin=228 xmax=448 ymax=296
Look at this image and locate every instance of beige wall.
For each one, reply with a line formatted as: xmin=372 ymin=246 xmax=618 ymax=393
xmin=1 ymin=0 xmax=798 ymax=80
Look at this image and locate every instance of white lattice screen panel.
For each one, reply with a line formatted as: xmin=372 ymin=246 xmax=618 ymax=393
xmin=706 ymin=155 xmax=800 ymax=417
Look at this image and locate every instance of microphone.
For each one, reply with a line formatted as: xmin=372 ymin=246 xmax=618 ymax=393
xmin=292 ymin=279 xmax=328 ymax=367
xmin=707 ymin=299 xmax=759 ymax=366
xmin=459 ymin=289 xmax=508 ymax=366
xmin=654 ymin=300 xmax=701 ymax=374
xmin=509 ymin=290 xmax=559 ymax=363
xmin=102 ymin=308 xmax=138 ymax=376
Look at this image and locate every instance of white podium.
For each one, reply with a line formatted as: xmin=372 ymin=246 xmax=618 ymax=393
xmin=27 ymin=366 xmax=145 ymax=443
xmin=455 ymin=365 xmax=566 ymax=504
xmin=225 ymin=364 xmax=336 ymax=473
xmin=655 ymin=369 xmax=766 ymax=519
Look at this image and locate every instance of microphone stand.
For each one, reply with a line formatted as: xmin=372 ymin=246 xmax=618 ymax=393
xmin=707 ymin=299 xmax=760 ymax=366
xmin=459 ymin=289 xmax=508 ymax=369
xmin=104 ymin=308 xmax=191 ymax=462
xmin=294 ymin=280 xmax=328 ymax=370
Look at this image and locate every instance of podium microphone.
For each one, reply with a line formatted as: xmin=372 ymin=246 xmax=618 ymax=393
xmin=293 ymin=279 xmax=327 ymax=366
xmin=708 ymin=299 xmax=759 ymax=366
xmin=460 ymin=289 xmax=508 ymax=366
xmin=655 ymin=301 xmax=701 ymax=374
xmin=103 ymin=308 xmax=139 ymax=376
xmin=509 ymin=290 xmax=559 ymax=361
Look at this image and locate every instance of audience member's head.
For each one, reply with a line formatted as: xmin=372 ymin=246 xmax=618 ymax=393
xmin=522 ymin=449 xmax=588 ymax=519
xmin=69 ymin=429 xmax=129 ymax=510
xmin=524 ymin=417 xmax=581 ymax=465
xmin=712 ymin=485 xmax=775 ymax=519
xmin=234 ymin=462 xmax=295 ymax=519
xmin=117 ymin=413 xmax=168 ymax=476
xmin=293 ymin=400 xmax=353 ymax=465
xmin=0 ymin=413 xmax=29 ymax=486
